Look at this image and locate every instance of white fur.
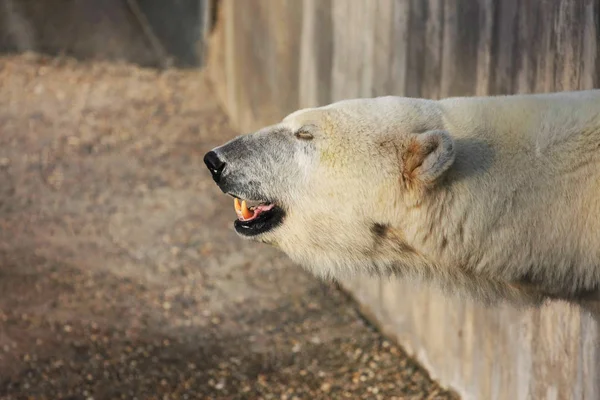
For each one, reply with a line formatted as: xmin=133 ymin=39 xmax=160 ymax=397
xmin=228 ymin=91 xmax=600 ymax=305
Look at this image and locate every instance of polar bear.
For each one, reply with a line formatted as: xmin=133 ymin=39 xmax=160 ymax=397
xmin=204 ymin=91 xmax=600 ymax=305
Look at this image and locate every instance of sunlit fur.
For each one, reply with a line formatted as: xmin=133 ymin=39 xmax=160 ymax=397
xmin=210 ymin=91 xmax=600 ymax=305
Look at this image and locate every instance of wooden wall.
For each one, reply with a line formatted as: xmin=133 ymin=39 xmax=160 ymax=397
xmin=207 ymin=1 xmax=600 ymax=398
xmin=208 ymin=0 xmax=598 ymax=131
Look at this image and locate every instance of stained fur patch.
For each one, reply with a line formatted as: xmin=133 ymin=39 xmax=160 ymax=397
xmin=371 ymin=223 xmax=389 ymax=239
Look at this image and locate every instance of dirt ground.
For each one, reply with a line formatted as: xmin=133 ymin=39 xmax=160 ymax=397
xmin=0 ymin=54 xmax=456 ymax=400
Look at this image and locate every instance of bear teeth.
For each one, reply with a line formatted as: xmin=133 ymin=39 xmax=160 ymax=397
xmin=234 ymin=198 xmax=256 ymax=220
xmin=241 ymin=200 xmax=253 ymax=219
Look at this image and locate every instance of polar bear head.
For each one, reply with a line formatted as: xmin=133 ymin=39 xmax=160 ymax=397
xmin=204 ymin=97 xmax=455 ymax=278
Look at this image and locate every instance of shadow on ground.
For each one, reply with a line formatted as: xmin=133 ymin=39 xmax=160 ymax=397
xmin=0 ymin=54 xmax=456 ymax=400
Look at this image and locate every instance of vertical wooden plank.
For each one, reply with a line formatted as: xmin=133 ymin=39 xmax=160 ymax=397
xmin=359 ymin=0 xmax=376 ymax=98
xmin=331 ymin=0 xmax=361 ymax=101
xmin=405 ymin=0 xmax=426 ymax=98
xmin=226 ymin=0 xmax=305 ymax=128
xmin=474 ymin=0 xmax=495 ymax=96
xmin=206 ymin=0 xmax=230 ymax=121
xmin=329 ymin=0 xmax=344 ymax=101
xmin=313 ymin=0 xmax=334 ymax=105
xmin=542 ymin=305 xmax=582 ymax=400
xmin=299 ymin=0 xmax=333 ymax=108
xmin=513 ymin=0 xmax=540 ymax=94
xmin=563 ymin=0 xmax=585 ymax=90
xmin=478 ymin=306 xmax=498 ymax=399
xmin=389 ymin=0 xmax=411 ymax=96
xmin=596 ymin=0 xmax=600 ymax=89
xmin=489 ymin=0 xmax=518 ymax=95
xmin=580 ymin=0 xmax=598 ymax=90
xmin=370 ymin=0 xmax=396 ymax=97
xmin=496 ymin=307 xmax=519 ymax=400
xmin=533 ymin=0 xmax=557 ymax=93
xmin=223 ymin=0 xmax=239 ymax=125
xmin=270 ymin=0 xmax=303 ymax=117
xmin=234 ymin=0 xmax=262 ymax=127
xmin=459 ymin=301 xmax=477 ymax=396
xmin=440 ymin=0 xmax=480 ymax=98
xmin=580 ymin=313 xmax=600 ymax=399
xmin=421 ymin=0 xmax=444 ymax=100
xmin=234 ymin=0 xmax=277 ymax=127
xmin=515 ymin=310 xmax=534 ymax=400
xmin=553 ymin=0 xmax=583 ymax=91
xmin=299 ymin=0 xmax=319 ymax=109
xmin=332 ymin=0 xmax=381 ymax=100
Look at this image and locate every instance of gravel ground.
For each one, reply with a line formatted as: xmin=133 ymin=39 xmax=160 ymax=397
xmin=0 ymin=54 xmax=457 ymax=400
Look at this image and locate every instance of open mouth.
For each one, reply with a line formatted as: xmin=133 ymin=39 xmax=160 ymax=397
xmin=231 ymin=197 xmax=285 ymax=236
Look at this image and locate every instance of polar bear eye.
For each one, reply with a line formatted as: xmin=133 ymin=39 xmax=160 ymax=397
xmin=294 ymin=129 xmax=314 ymax=141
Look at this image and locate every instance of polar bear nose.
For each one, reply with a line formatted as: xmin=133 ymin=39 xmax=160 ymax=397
xmin=203 ymin=151 xmax=226 ymax=183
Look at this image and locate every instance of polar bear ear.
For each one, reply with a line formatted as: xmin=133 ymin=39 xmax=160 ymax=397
xmin=402 ymin=130 xmax=455 ymax=186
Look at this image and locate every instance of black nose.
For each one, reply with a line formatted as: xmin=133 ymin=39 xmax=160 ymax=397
xmin=204 ymin=151 xmax=226 ymax=183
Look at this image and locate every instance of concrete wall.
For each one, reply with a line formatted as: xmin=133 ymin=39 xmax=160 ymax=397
xmin=206 ymin=0 xmax=600 ymax=398
xmin=0 ymin=0 xmax=212 ymax=67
